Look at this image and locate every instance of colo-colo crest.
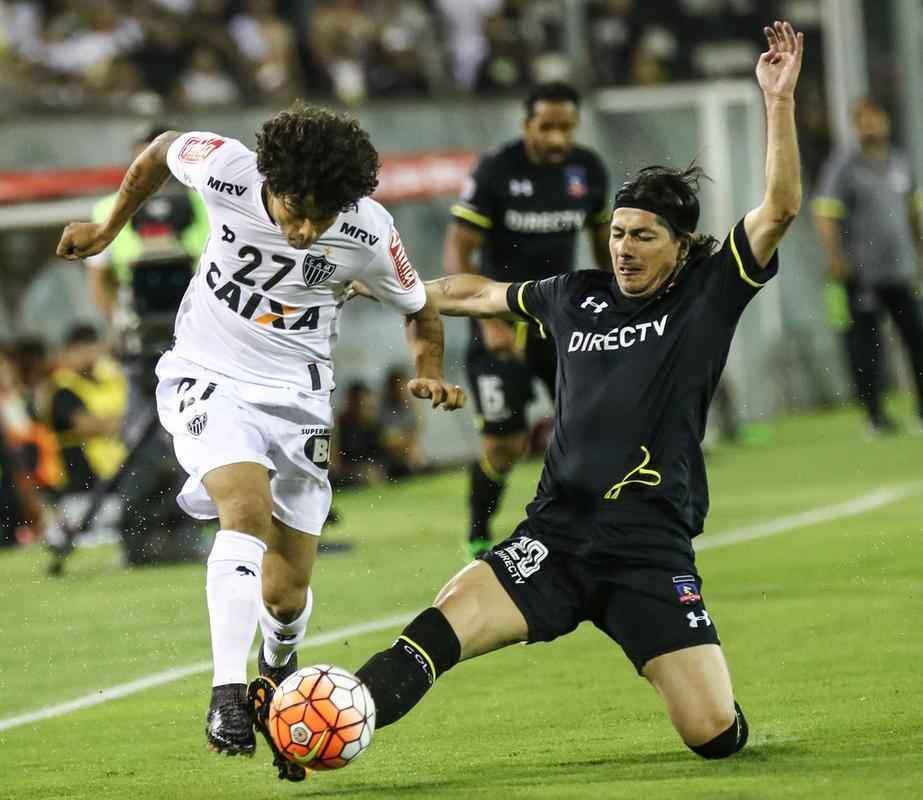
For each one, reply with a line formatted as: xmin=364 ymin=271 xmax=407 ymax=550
xmin=302 ymin=253 xmax=337 ymax=287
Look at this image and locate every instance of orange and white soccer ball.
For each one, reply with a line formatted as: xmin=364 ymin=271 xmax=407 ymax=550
xmin=268 ymin=665 xmax=376 ymax=770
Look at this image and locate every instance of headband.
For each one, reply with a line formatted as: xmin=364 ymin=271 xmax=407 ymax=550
xmin=612 ymin=194 xmax=699 ymax=235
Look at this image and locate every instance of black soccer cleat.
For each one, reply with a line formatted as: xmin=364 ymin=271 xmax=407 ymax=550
xmin=248 ymin=676 xmax=308 ymax=782
xmin=257 ymin=644 xmax=299 ymax=688
xmin=206 ymin=683 xmax=256 ymax=756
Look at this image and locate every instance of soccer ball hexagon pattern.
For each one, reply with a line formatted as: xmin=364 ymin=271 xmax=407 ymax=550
xmin=268 ymin=665 xmax=377 ymax=770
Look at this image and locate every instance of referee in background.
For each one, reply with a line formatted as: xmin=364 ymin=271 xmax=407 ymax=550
xmin=445 ymin=82 xmax=611 ymax=558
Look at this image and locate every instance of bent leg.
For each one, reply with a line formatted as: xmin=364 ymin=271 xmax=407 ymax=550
xmin=357 ymin=561 xmax=529 ymax=727
xmin=643 ymin=644 xmax=748 ymax=757
xmin=258 ymin=517 xmax=319 ymax=668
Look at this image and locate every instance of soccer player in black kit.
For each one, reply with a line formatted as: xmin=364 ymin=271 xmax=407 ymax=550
xmin=446 ymin=82 xmax=611 ymax=558
xmin=336 ymin=21 xmax=802 ymax=764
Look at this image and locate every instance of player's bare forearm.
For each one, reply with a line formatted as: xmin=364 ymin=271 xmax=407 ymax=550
xmin=104 ymin=131 xmax=180 ymax=238
xmin=813 ymin=215 xmax=850 ymax=281
xmin=404 ymin=298 xmax=466 ymax=410
xmin=406 ymin=296 xmax=446 ymax=380
xmin=745 ymin=21 xmax=804 ymax=265
xmin=762 ymin=96 xmax=801 ymax=228
xmin=425 ymin=275 xmax=516 ymax=320
xmin=57 ymin=131 xmax=181 ymax=260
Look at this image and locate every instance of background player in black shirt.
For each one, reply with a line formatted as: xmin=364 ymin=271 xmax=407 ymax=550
xmin=342 ymin=22 xmax=802 ymax=761
xmin=446 ymin=82 xmax=611 ymax=558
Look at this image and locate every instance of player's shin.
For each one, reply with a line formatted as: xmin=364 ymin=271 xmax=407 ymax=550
xmin=260 ymin=587 xmax=313 ymax=668
xmin=355 ymin=607 xmax=461 ymax=727
xmin=206 ymin=530 xmax=266 ymax=686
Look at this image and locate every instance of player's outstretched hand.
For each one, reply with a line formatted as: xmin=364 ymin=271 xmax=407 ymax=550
xmin=408 ymin=378 xmax=466 ymax=410
xmin=56 ymin=222 xmax=114 ymax=260
xmin=757 ymin=20 xmax=804 ymax=100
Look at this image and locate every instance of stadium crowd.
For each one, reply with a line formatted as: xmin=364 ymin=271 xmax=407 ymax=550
xmin=0 ymin=0 xmax=815 ymax=110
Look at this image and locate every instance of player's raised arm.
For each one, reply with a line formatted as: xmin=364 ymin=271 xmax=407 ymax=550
xmin=743 ymin=20 xmax=804 ymax=266
xmin=425 ymin=275 xmax=516 ymax=319
xmin=56 ymin=131 xmax=181 ymax=260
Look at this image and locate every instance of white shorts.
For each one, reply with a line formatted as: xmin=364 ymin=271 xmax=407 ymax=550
xmin=154 ymin=352 xmax=332 ymax=535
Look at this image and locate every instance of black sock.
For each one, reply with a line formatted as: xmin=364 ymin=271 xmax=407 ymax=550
xmin=469 ymin=457 xmax=507 ymax=543
xmin=355 ymin=607 xmax=461 ymax=728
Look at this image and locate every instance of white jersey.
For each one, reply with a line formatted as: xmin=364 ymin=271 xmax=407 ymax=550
xmin=163 ymin=131 xmax=426 ymax=392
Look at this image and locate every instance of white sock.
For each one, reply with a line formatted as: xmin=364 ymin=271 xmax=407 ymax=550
xmin=260 ymin=587 xmax=313 ymax=668
xmin=206 ymin=530 xmax=266 ymax=687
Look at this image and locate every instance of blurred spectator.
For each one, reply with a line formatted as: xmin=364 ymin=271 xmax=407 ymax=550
xmin=333 ymin=380 xmax=385 ymax=487
xmin=309 ymin=0 xmax=376 ymax=105
xmin=475 ymin=2 xmax=532 ymax=93
xmin=6 ymin=337 xmax=64 ymax=491
xmin=174 ymin=43 xmax=243 ymax=107
xmin=813 ymin=99 xmax=923 ymax=434
xmin=0 ymin=347 xmax=49 ymax=544
xmin=365 ymin=0 xmax=439 ymax=97
xmin=378 ymin=366 xmax=424 ymax=478
xmin=39 ymin=324 xmax=127 ymax=493
xmin=434 ymin=0 xmax=502 ymax=90
xmin=229 ymin=0 xmax=302 ymax=103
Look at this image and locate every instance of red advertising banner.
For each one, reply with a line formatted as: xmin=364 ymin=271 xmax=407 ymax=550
xmin=0 ymin=151 xmax=477 ymax=205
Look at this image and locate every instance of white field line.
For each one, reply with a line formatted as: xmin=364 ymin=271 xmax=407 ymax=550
xmin=0 ymin=612 xmax=412 ymax=733
xmin=2 ymin=481 xmax=920 ymax=733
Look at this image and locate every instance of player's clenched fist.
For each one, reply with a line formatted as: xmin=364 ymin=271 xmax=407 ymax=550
xmin=407 ymin=378 xmax=466 ymax=410
xmin=56 ymin=221 xmax=113 ymax=260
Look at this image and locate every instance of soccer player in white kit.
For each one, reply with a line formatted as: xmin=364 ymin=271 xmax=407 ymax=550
xmin=56 ymin=104 xmax=466 ymax=767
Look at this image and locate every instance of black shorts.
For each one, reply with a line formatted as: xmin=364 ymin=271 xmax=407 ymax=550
xmin=481 ymin=521 xmax=720 ymax=673
xmin=466 ymin=325 xmax=556 ymax=436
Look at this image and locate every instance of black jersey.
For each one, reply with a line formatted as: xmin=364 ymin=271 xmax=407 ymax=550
xmin=451 ymin=139 xmax=610 ymax=283
xmin=506 ymin=219 xmax=779 ymax=561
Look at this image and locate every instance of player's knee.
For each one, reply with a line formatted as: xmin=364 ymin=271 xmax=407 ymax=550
xmin=217 ymin=494 xmax=273 ymax=536
xmin=262 ymin=578 xmax=309 ymax=622
xmin=686 ymin=703 xmax=749 ymax=760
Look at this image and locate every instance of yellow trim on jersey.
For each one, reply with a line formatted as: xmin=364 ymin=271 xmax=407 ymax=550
xmin=479 ymin=454 xmax=507 ymax=484
xmin=516 ymin=281 xmax=546 ymax=339
xmin=450 ymin=204 xmax=493 ymax=230
xmin=812 ymin=196 xmax=847 ymax=219
xmin=730 ymin=224 xmax=767 ymax=289
xmin=398 ymin=635 xmax=437 ymax=679
xmin=513 ymin=320 xmax=529 ymax=351
xmin=603 ymin=445 xmax=662 ymax=501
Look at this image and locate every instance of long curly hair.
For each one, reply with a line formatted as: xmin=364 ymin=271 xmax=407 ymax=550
xmin=256 ymin=102 xmax=381 ymax=218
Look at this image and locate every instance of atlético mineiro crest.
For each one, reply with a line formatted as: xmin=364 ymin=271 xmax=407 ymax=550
xmin=564 ymin=165 xmax=588 ymax=198
xmin=186 ymin=412 xmax=208 ymax=437
xmin=302 ymin=253 xmax=337 ymax=287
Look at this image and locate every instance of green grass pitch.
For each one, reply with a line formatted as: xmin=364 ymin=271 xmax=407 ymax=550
xmin=1 ymin=403 xmax=922 ymax=799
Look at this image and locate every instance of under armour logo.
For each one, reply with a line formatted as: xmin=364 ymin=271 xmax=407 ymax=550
xmin=581 ymin=296 xmax=609 ymax=314
xmin=509 ymin=179 xmax=533 ymax=197
xmin=235 ymin=565 xmax=256 ymax=577
xmin=686 ymin=610 xmax=712 ymax=629
xmin=221 ymin=224 xmax=235 ymax=243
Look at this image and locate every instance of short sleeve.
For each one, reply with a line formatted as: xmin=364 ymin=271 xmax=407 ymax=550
xmin=449 ymin=154 xmax=498 ymax=232
xmin=166 ymin=132 xmax=232 ymax=193
xmin=506 ymin=275 xmax=570 ymax=338
xmin=812 ymin=153 xmax=852 ymax=220
xmin=702 ymin=219 xmax=779 ymax=320
xmin=361 ymin=225 xmax=426 ymax=315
